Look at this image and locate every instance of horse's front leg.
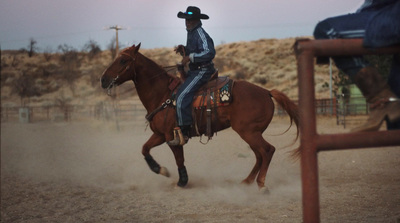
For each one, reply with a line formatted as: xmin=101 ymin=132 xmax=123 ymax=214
xmin=142 ymin=133 xmax=170 ymax=177
xmin=168 ymin=144 xmax=188 ymax=187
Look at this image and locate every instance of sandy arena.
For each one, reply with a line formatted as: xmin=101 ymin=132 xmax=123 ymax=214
xmin=1 ymin=117 xmax=399 ymax=222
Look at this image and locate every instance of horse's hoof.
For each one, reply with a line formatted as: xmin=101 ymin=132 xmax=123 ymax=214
xmin=241 ymin=179 xmax=253 ymax=185
xmin=176 ymin=166 xmax=188 ymax=187
xmin=259 ymin=186 xmax=270 ymax=194
xmin=177 ymin=180 xmax=188 ymax=188
xmin=159 ymin=166 xmax=170 ymax=177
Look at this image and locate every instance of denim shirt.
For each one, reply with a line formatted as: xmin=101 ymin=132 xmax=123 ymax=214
xmin=185 ymin=22 xmax=216 ymax=68
xmin=359 ymin=0 xmax=400 ymax=47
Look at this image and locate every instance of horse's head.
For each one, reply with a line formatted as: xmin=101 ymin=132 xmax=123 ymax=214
xmin=100 ymin=43 xmax=141 ymax=90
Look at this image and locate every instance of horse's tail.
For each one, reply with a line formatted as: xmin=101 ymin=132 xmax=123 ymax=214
xmin=269 ymin=89 xmax=301 ymax=159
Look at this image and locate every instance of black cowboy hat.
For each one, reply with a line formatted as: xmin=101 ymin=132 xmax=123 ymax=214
xmin=177 ymin=6 xmax=209 ymax=20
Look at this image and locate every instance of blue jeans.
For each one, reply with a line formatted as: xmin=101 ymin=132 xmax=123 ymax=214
xmin=176 ymin=68 xmax=214 ymax=126
xmin=314 ymin=11 xmax=377 ymax=77
xmin=314 ymin=11 xmax=400 ymax=129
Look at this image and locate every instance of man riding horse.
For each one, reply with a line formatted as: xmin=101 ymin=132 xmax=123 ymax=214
xmin=100 ymin=6 xmax=300 ymax=189
xmin=168 ymin=6 xmax=216 ymax=146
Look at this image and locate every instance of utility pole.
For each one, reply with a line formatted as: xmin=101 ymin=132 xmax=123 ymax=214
xmin=105 ymin=25 xmax=125 ymax=131
xmin=329 ymin=58 xmax=333 ymax=115
xmin=106 ymin=25 xmax=126 ymax=57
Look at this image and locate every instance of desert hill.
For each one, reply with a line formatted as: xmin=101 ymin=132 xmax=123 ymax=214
xmin=1 ymin=38 xmax=337 ymax=107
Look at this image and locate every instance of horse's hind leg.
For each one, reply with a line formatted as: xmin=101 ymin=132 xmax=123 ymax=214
xmin=256 ymin=141 xmax=275 ymax=189
xmin=242 ymin=149 xmax=262 ymax=185
xmin=240 ymin=131 xmax=275 ymax=189
xmin=142 ymin=133 xmax=170 ymax=177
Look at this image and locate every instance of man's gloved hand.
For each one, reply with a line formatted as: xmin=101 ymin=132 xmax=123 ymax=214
xmin=174 ymin=45 xmax=185 ymax=56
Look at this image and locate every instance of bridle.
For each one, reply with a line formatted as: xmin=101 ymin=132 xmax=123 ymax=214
xmin=103 ymin=47 xmax=186 ymax=128
xmin=106 ymin=76 xmax=120 ymax=96
xmin=106 ymin=49 xmax=137 ymax=96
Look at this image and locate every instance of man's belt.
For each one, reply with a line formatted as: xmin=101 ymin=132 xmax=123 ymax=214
xmin=190 ymin=62 xmax=214 ymax=71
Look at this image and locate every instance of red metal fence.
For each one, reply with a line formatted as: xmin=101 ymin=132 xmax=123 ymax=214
xmin=294 ymin=38 xmax=400 ymax=223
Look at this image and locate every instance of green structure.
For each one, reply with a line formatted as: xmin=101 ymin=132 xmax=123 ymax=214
xmin=338 ymin=84 xmax=367 ymax=115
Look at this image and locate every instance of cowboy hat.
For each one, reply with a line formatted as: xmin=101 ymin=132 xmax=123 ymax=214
xmin=177 ymin=6 xmax=209 ymax=20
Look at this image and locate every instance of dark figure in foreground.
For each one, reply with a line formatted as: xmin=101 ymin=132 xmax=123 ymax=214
xmin=314 ymin=0 xmax=400 ymax=131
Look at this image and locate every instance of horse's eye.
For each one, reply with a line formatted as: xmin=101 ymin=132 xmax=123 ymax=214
xmin=120 ymin=58 xmax=128 ymax=65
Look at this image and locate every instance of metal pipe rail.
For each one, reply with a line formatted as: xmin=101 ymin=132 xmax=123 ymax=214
xmin=294 ymin=38 xmax=400 ymax=223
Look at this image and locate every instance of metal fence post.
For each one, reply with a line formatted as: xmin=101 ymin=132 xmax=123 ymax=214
xmin=295 ymin=38 xmax=400 ymax=223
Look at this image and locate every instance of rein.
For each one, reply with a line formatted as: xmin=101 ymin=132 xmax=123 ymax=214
xmin=105 ymin=52 xmax=179 ymax=97
xmin=163 ymin=65 xmax=178 ymax=70
xmin=105 ymin=47 xmax=177 ymax=95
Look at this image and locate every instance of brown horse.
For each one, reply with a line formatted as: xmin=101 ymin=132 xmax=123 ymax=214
xmin=101 ymin=43 xmax=300 ymax=190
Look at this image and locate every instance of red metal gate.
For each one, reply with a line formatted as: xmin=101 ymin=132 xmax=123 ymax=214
xmin=294 ymin=39 xmax=400 ymax=223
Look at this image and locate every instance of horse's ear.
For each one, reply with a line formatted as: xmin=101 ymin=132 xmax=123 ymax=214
xmin=134 ymin=42 xmax=141 ymax=53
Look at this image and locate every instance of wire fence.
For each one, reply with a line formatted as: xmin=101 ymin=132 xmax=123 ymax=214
xmin=335 ymin=95 xmax=369 ymax=128
xmin=0 ymin=101 xmax=147 ymax=123
xmin=276 ymin=97 xmax=368 ymax=128
xmin=1 ymin=97 xmax=369 ymax=128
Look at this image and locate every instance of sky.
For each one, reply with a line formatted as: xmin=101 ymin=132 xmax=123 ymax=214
xmin=0 ymin=0 xmax=363 ymax=51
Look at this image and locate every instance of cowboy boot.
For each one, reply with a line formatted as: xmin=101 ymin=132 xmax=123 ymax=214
xmin=351 ymin=67 xmax=400 ymax=132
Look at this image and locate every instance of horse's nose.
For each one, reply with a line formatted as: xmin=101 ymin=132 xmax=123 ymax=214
xmin=100 ymin=76 xmax=108 ymax=89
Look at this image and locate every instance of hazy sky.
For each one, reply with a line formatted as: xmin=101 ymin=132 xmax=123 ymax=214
xmin=0 ymin=0 xmax=363 ymax=51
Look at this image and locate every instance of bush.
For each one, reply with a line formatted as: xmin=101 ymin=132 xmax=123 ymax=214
xmin=12 ymin=72 xmax=42 ymax=105
xmin=58 ymin=44 xmax=79 ymax=63
xmin=83 ymin=39 xmax=102 ymax=60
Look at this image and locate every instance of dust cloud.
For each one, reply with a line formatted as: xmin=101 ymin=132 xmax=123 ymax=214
xmin=1 ymin=118 xmax=399 ymax=222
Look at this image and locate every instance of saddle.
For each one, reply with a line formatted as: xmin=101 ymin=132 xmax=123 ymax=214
xmin=167 ymin=69 xmax=234 ymax=141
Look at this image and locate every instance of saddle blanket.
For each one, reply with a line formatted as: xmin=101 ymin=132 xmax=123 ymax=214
xmin=192 ymin=78 xmax=234 ymax=109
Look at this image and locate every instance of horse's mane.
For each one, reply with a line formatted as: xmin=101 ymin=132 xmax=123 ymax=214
xmin=137 ymin=51 xmax=169 ymax=74
xmin=120 ymin=45 xmax=168 ymax=74
xmin=136 ymin=51 xmax=181 ymax=82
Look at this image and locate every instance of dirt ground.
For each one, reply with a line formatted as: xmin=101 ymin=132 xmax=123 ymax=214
xmin=1 ymin=117 xmax=399 ymax=223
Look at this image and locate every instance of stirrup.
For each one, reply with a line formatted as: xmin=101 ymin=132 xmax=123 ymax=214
xmin=167 ymin=127 xmax=188 ymax=146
